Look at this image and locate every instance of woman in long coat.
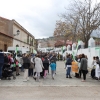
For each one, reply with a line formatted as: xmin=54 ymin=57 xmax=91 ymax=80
xmin=80 ymin=54 xmax=88 ymax=82
xmin=34 ymin=54 xmax=44 ymax=82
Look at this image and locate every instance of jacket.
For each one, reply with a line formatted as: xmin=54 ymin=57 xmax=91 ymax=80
xmin=66 ymin=58 xmax=72 ymax=65
xmin=0 ymin=53 xmax=4 ymax=64
xmin=50 ymin=63 xmax=56 ymax=71
xmin=80 ymin=58 xmax=87 ymax=70
xmin=23 ymin=57 xmax=30 ymax=69
xmin=43 ymin=58 xmax=49 ymax=70
xmin=50 ymin=56 xmax=57 ymax=64
xmin=34 ymin=57 xmax=43 ymax=72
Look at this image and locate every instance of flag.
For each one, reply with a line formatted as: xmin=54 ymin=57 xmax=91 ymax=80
xmin=16 ymin=47 xmax=18 ymax=54
xmin=33 ymin=50 xmax=37 ymax=54
xmin=76 ymin=40 xmax=81 ymax=51
xmin=72 ymin=51 xmax=75 ymax=60
xmin=72 ymin=40 xmax=80 ymax=60
xmin=61 ymin=46 xmax=65 ymax=53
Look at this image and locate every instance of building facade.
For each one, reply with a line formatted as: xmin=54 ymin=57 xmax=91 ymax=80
xmin=0 ymin=16 xmax=36 ymax=53
xmin=0 ymin=17 xmax=13 ymax=51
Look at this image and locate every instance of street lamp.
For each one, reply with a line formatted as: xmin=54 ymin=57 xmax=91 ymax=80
xmin=13 ymin=30 xmax=20 ymax=59
xmin=17 ymin=30 xmax=20 ymax=35
xmin=14 ymin=30 xmax=20 ymax=36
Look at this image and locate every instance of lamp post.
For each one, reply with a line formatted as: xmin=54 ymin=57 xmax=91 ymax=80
xmin=14 ymin=30 xmax=20 ymax=36
xmin=13 ymin=30 xmax=20 ymax=59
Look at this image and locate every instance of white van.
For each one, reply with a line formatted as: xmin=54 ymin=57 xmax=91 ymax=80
xmin=7 ymin=47 xmax=29 ymax=57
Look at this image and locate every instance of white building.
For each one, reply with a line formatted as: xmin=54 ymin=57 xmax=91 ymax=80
xmin=12 ymin=20 xmax=35 ymax=53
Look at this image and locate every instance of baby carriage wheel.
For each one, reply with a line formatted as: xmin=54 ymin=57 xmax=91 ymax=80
xmin=8 ymin=77 xmax=11 ymax=80
xmin=13 ymin=76 xmax=16 ymax=80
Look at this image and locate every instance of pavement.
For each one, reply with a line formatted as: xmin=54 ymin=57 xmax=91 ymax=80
xmin=0 ymin=61 xmax=100 ymax=100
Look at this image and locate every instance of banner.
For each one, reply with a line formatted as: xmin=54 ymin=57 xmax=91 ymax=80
xmin=72 ymin=61 xmax=78 ymax=73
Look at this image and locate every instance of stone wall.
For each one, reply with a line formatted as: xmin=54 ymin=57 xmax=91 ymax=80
xmin=0 ymin=33 xmax=13 ymax=51
xmin=0 ymin=17 xmax=13 ymax=36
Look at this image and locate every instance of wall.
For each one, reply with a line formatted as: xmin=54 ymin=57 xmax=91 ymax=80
xmin=13 ymin=24 xmax=28 ymax=43
xmin=0 ymin=33 xmax=13 ymax=51
xmin=0 ymin=17 xmax=13 ymax=36
xmin=13 ymin=23 xmax=35 ymax=53
xmin=0 ymin=17 xmax=13 ymax=51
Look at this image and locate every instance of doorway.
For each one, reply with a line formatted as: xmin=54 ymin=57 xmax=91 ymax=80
xmin=4 ymin=44 xmax=7 ymax=51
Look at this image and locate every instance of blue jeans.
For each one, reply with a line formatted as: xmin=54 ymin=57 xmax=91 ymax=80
xmin=28 ymin=68 xmax=34 ymax=76
xmin=21 ymin=65 xmax=24 ymax=72
xmin=0 ymin=64 xmax=3 ymax=79
xmin=66 ymin=67 xmax=71 ymax=77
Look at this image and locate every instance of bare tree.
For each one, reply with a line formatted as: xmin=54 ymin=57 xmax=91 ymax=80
xmin=61 ymin=0 xmax=100 ymax=47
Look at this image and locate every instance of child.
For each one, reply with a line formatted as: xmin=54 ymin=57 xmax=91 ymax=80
xmin=15 ymin=59 xmax=20 ymax=76
xmin=50 ymin=60 xmax=56 ymax=80
xmin=43 ymin=56 xmax=49 ymax=78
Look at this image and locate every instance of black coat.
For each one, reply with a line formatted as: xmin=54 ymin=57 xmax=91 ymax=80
xmin=23 ymin=57 xmax=30 ymax=69
xmin=43 ymin=59 xmax=49 ymax=70
xmin=4 ymin=56 xmax=9 ymax=64
xmin=0 ymin=53 xmax=4 ymax=64
xmin=66 ymin=58 xmax=72 ymax=65
xmin=50 ymin=56 xmax=57 ymax=64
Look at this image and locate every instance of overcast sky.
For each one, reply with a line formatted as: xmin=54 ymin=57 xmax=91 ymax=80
xmin=0 ymin=0 xmax=71 ymax=39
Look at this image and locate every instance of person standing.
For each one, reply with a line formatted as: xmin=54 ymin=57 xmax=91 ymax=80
xmin=0 ymin=50 xmax=4 ymax=80
xmin=80 ymin=54 xmax=88 ymax=82
xmin=34 ymin=54 xmax=44 ymax=82
xmin=29 ymin=54 xmax=35 ymax=77
xmin=50 ymin=60 xmax=56 ymax=80
xmin=66 ymin=54 xmax=72 ymax=78
xmin=43 ymin=56 xmax=49 ymax=78
xmin=23 ymin=54 xmax=30 ymax=82
xmin=20 ymin=54 xmax=24 ymax=72
xmin=14 ymin=58 xmax=20 ymax=76
xmin=50 ymin=54 xmax=57 ymax=74
xmin=95 ymin=56 xmax=100 ymax=80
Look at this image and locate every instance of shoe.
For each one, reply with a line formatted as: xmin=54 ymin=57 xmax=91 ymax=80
xmin=81 ymin=80 xmax=86 ymax=82
xmin=69 ymin=76 xmax=72 ymax=78
xmin=16 ymin=74 xmax=18 ymax=76
xmin=66 ymin=76 xmax=68 ymax=78
xmin=52 ymin=77 xmax=54 ymax=80
xmin=33 ymin=77 xmax=36 ymax=81
xmin=18 ymin=73 xmax=20 ymax=75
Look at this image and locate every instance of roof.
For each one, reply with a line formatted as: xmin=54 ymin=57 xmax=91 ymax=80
xmin=55 ymin=40 xmax=65 ymax=47
xmin=66 ymin=40 xmax=72 ymax=44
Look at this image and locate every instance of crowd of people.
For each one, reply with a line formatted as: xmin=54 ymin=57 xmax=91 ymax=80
xmin=65 ymin=53 xmax=100 ymax=82
xmin=0 ymin=50 xmax=57 ymax=82
xmin=0 ymin=49 xmax=100 ymax=83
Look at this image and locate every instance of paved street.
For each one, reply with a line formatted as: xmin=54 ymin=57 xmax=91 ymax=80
xmin=0 ymin=61 xmax=100 ymax=100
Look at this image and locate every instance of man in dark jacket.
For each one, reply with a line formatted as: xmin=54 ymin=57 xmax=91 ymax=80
xmin=80 ymin=54 xmax=88 ymax=81
xmin=0 ymin=50 xmax=4 ymax=80
xmin=23 ymin=54 xmax=30 ymax=82
xmin=66 ymin=54 xmax=72 ymax=78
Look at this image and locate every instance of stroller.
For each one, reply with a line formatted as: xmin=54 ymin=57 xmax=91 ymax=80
xmin=2 ymin=64 xmax=16 ymax=80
